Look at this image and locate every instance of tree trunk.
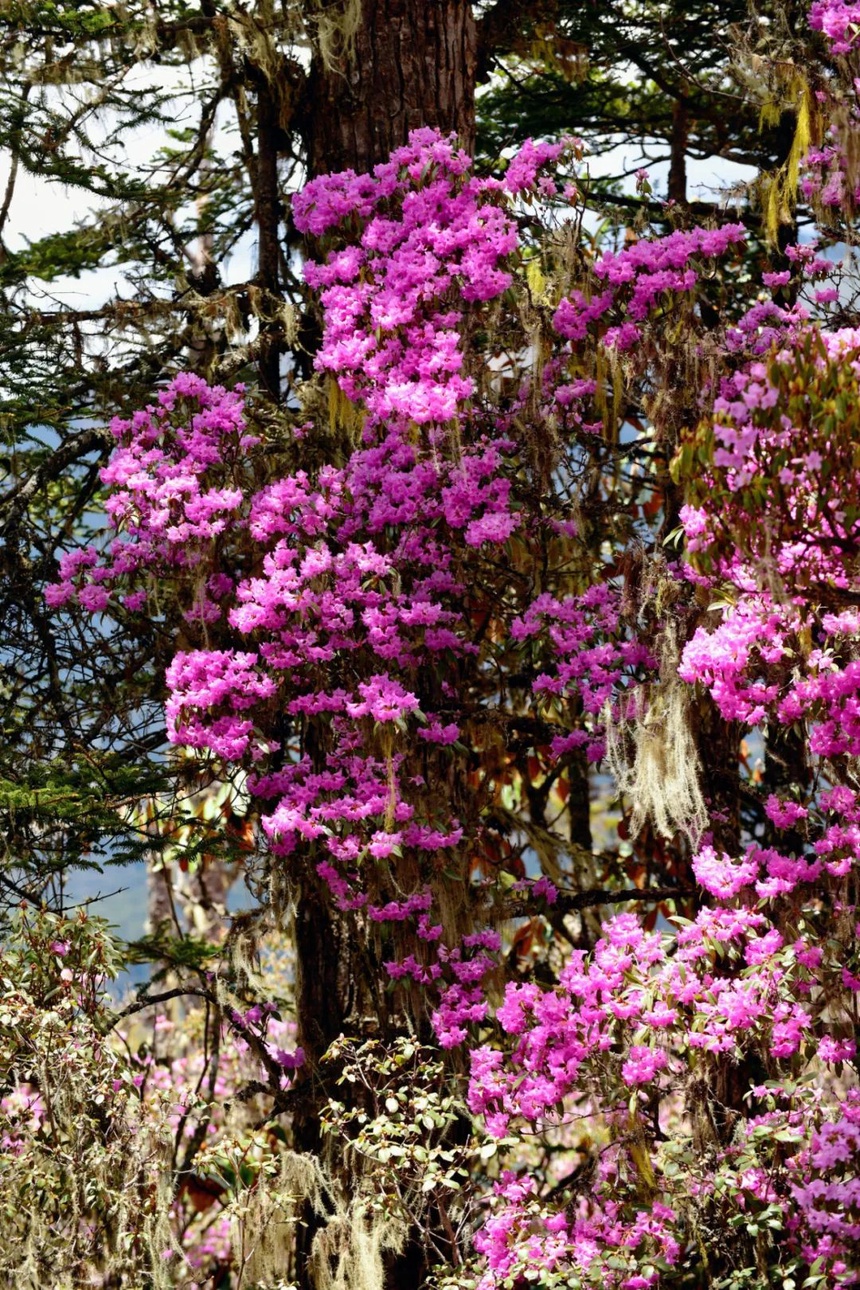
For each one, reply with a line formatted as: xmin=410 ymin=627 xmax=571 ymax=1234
xmin=289 ymin=8 xmax=477 ymax=1286
xmin=668 ymin=91 xmax=688 ymax=205
xmin=293 ymin=0 xmax=478 ymax=1082
xmin=304 ymin=0 xmax=477 ymax=176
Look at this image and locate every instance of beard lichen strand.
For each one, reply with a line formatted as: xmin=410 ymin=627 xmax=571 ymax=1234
xmin=604 ymin=620 xmax=708 ymax=847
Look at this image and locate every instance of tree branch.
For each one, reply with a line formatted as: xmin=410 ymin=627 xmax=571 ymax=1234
xmin=0 ymin=425 xmax=114 ymax=537
xmin=476 ymin=0 xmax=559 ymax=82
xmin=506 ymin=885 xmax=691 ymax=919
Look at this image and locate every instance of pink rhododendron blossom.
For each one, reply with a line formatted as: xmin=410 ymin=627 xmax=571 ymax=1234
xmin=45 ymin=123 xmax=860 ymax=1290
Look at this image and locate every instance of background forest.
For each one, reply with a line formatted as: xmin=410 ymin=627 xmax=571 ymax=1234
xmin=0 ymin=1 xmax=859 ymax=1287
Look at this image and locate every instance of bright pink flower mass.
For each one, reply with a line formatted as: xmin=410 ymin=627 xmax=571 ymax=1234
xmin=53 ymin=123 xmax=860 ymax=1284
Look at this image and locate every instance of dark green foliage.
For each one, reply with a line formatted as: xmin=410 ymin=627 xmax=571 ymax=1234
xmin=0 ymin=2 xmax=306 ymax=932
xmin=477 ymin=0 xmax=818 ymax=213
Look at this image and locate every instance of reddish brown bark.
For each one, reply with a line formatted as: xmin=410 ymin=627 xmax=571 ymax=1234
xmin=668 ymin=92 xmax=689 ymax=205
xmin=294 ymin=0 xmax=479 ymax=1068
xmin=289 ymin=12 xmax=478 ymax=1287
xmin=255 ymin=80 xmax=284 ymax=400
xmin=305 ymin=0 xmax=477 ymax=175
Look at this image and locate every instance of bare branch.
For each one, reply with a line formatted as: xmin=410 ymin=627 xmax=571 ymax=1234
xmin=506 ymin=886 xmax=691 ymax=919
xmin=0 ymin=425 xmax=114 ymax=537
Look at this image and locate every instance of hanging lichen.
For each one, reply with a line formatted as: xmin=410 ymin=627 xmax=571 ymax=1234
xmin=605 ymin=621 xmax=708 ymax=846
xmin=305 ymin=0 xmax=364 ymax=72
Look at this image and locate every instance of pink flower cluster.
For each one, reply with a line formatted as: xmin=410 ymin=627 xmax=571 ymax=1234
xmin=468 ymin=876 xmax=860 ymax=1281
xmin=790 ymin=1091 xmax=860 ymax=1270
xmin=54 ymin=135 xmax=575 ymax=1057
xmin=810 ymin=0 xmax=860 ymax=51
xmin=680 ymin=331 xmax=860 ymax=779
xmin=511 ymin=585 xmax=655 ymax=761
xmin=46 ymin=373 xmax=256 ymax=623
xmin=724 ymin=245 xmax=842 ymax=355
xmin=474 ymin=1167 xmax=680 ymax=1290
xmin=295 ymin=126 xmax=525 ymax=422
xmin=553 ymin=223 xmax=746 ymax=352
xmin=468 ymin=904 xmax=823 ymax=1143
xmin=679 ymin=593 xmax=860 ymax=760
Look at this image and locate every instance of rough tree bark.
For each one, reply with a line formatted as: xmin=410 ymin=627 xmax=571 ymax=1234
xmin=293 ymin=0 xmax=478 ymax=1053
xmin=289 ymin=5 xmax=478 ymax=1286
xmin=668 ymin=92 xmax=689 ymax=205
xmin=304 ymin=0 xmax=478 ymax=177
